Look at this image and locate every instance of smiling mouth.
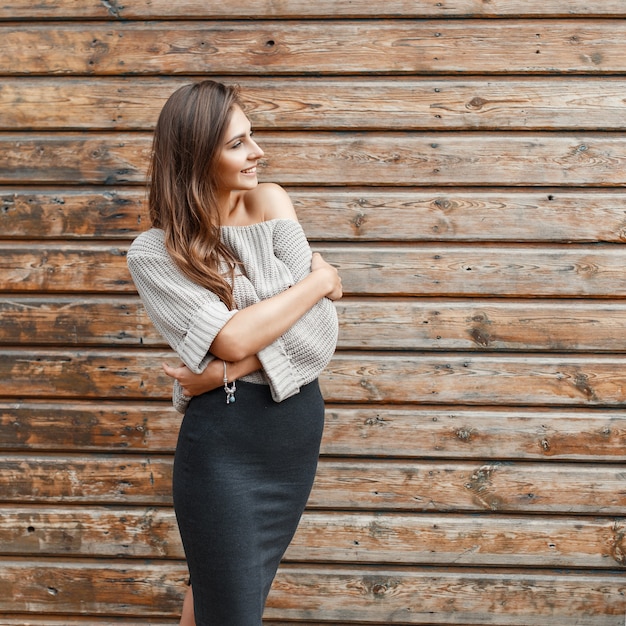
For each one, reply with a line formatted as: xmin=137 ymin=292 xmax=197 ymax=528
xmin=241 ymin=166 xmax=257 ymax=174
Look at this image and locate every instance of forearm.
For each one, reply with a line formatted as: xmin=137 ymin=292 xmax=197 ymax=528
xmin=210 ymin=268 xmax=335 ymax=362
xmin=227 ymin=354 xmax=262 ymax=381
xmin=163 ymin=354 xmax=261 ymax=397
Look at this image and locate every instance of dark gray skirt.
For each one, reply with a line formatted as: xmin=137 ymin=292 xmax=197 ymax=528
xmin=172 ymin=379 xmax=324 ymax=626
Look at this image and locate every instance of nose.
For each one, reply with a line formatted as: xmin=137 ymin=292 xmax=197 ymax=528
xmin=250 ymin=138 xmax=264 ymax=159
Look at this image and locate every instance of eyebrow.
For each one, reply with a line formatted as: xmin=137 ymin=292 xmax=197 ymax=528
xmin=225 ymin=127 xmax=251 ymax=145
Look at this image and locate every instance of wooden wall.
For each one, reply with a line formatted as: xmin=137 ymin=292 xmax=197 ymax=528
xmin=1 ymin=1 xmax=626 ymax=624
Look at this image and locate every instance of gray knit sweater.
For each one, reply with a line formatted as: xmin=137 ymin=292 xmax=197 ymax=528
xmin=127 ymin=218 xmax=338 ymax=413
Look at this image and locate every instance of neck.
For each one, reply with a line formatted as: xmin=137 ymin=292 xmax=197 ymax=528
xmin=218 ymin=191 xmax=242 ymax=225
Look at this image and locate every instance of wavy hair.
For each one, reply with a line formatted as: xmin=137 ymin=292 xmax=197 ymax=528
xmin=148 ymin=80 xmax=243 ymax=309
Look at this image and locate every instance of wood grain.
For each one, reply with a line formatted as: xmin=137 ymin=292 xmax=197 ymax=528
xmin=4 ymin=77 xmax=626 ymax=131
xmin=4 ymin=243 xmax=626 ymax=297
xmin=3 ymin=21 xmax=626 ymax=76
xmin=1 ymin=506 xmax=624 ymax=569
xmin=3 ymin=349 xmax=626 ymax=406
xmin=2 ymin=0 xmax=625 ymax=19
xmin=0 ymin=560 xmax=623 ymax=624
xmin=266 ymin=567 xmax=626 ymax=624
xmin=3 ymin=4 xmax=626 ymax=624
xmin=2 ymin=132 xmax=625 ymax=187
xmin=5 ymin=295 xmax=626 ymax=353
xmin=2 ymin=401 xmax=625 ymax=461
xmin=4 ymin=188 xmax=626 ymax=242
xmin=1 ymin=454 xmax=624 ymax=513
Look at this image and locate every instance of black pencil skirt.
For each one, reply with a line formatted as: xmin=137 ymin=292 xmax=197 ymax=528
xmin=172 ymin=379 xmax=325 ymax=626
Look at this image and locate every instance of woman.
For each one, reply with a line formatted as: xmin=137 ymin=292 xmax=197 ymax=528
xmin=126 ymin=80 xmax=341 ymax=625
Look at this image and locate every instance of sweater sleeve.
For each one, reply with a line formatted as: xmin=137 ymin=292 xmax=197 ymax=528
xmin=127 ymin=230 xmax=237 ymax=374
xmin=272 ymin=219 xmax=312 ymax=282
xmin=270 ymin=219 xmax=339 ymax=387
xmin=127 ymin=229 xmax=300 ymax=410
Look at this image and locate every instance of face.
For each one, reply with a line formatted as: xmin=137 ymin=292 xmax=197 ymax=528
xmin=215 ymin=105 xmax=264 ymax=193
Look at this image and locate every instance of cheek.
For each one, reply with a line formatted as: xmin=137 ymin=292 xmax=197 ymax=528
xmin=216 ymin=153 xmax=240 ymax=178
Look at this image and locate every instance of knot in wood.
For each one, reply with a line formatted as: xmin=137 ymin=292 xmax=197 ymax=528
xmin=455 ymin=428 xmax=473 ymax=442
xmin=467 ymin=97 xmax=486 ymax=110
xmin=372 ymin=583 xmax=388 ymax=595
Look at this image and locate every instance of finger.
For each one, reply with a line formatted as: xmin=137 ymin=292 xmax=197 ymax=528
xmin=162 ymin=363 xmax=181 ymax=379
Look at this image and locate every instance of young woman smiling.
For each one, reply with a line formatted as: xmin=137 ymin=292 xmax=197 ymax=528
xmin=127 ymin=80 xmax=341 ymax=625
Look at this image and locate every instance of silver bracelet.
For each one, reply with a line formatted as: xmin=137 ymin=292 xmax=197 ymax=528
xmin=222 ymin=360 xmax=237 ymax=405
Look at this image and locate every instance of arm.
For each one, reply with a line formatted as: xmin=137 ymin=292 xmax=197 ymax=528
xmin=163 ymin=354 xmax=262 ymax=397
xmin=211 ymin=182 xmax=341 ymax=362
xmin=210 ymin=252 xmax=341 ymax=363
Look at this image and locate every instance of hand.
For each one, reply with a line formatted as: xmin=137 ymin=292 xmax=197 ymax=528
xmin=162 ymin=360 xmax=224 ymax=397
xmin=311 ymin=252 xmax=343 ymax=301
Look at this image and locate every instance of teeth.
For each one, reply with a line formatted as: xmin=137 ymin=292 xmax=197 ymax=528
xmin=242 ymin=167 xmax=256 ymax=174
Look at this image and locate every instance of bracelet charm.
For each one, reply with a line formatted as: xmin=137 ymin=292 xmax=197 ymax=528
xmin=223 ymin=361 xmax=237 ymax=404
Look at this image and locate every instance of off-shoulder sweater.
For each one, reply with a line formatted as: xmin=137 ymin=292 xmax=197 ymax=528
xmin=126 ymin=218 xmax=339 ymax=413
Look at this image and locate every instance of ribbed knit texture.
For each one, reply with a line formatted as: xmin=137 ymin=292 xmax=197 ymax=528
xmin=127 ymin=219 xmax=338 ymax=412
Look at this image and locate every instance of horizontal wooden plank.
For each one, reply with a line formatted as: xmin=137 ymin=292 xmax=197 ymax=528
xmin=0 ymin=559 xmax=186 ymax=618
xmin=2 ymin=0 xmax=625 ymax=19
xmin=3 ymin=21 xmax=626 ymax=76
xmin=4 ymin=295 xmax=626 ymax=353
xmin=268 ymin=566 xmax=626 ymax=624
xmin=0 ymin=613 xmax=177 ymax=626
xmin=2 ymin=132 xmax=625 ymax=187
xmin=289 ymin=512 xmax=626 ymax=569
xmin=3 ymin=349 xmax=626 ymax=407
xmin=4 ymin=188 xmax=626 ymax=242
xmin=5 ymin=77 xmax=626 ymax=131
xmin=0 ymin=243 xmax=136 ymax=293
xmin=2 ymin=506 xmax=624 ymax=569
xmin=334 ymin=298 xmax=626 ymax=352
xmin=0 ymin=620 xmax=177 ymax=626
xmin=0 ymin=560 xmax=624 ymax=624
xmin=0 ymin=133 xmax=149 ymax=186
xmin=1 ymin=454 xmax=624 ymax=513
xmin=2 ymin=401 xmax=625 ymax=461
xmin=321 ymin=406 xmax=626 ymax=461
xmin=6 ymin=296 xmax=626 ymax=353
xmin=274 ymin=244 xmax=626 ymax=297
xmin=1 ymin=242 xmax=625 ymax=298
xmin=0 ymin=453 xmax=174 ymax=505
xmin=4 ymin=242 xmax=626 ymax=297
xmin=0 ymin=296 xmax=154 ymax=346
xmin=309 ymin=460 xmax=626 ymax=513
xmin=0 ymin=188 xmax=148 ymax=240
xmin=325 ymin=353 xmax=626 ymax=406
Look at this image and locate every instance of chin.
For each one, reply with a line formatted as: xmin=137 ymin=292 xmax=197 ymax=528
xmin=239 ymin=178 xmax=259 ymax=190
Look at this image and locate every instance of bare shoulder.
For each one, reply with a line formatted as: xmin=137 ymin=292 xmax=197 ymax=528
xmin=244 ymin=183 xmax=299 ymax=222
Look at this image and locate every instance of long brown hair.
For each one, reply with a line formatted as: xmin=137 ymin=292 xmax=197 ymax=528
xmin=148 ymin=80 xmax=242 ymax=309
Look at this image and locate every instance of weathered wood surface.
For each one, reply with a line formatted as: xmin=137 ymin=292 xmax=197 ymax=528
xmin=4 ymin=242 xmax=626 ymax=297
xmin=1 ymin=454 xmax=624 ymax=514
xmin=0 ymin=560 xmax=186 ymax=617
xmin=6 ymin=295 xmax=626 ymax=353
xmin=3 ymin=133 xmax=625 ymax=187
xmin=267 ymin=567 xmax=626 ymax=624
xmin=1 ymin=506 xmax=625 ymax=569
xmin=2 ymin=0 xmax=626 ymax=19
xmin=3 ymin=349 xmax=626 ymax=406
xmin=2 ymin=402 xmax=625 ymax=461
xmin=0 ymin=620 xmax=177 ymax=626
xmin=0 ymin=560 xmax=624 ymax=624
xmin=4 ymin=77 xmax=626 ymax=131
xmin=4 ymin=188 xmax=626 ymax=242
xmin=3 ymin=21 xmax=626 ymax=76
xmin=3 ymin=4 xmax=626 ymax=625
